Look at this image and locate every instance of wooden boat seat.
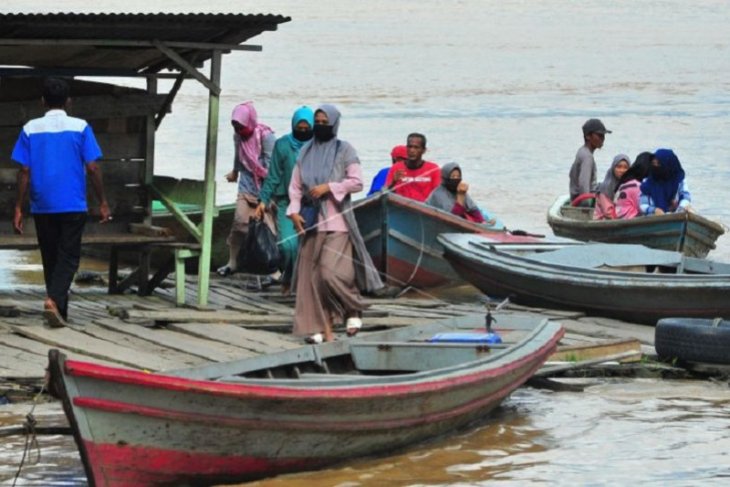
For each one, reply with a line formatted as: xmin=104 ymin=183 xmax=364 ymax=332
xmin=350 ymin=341 xmax=505 ymax=372
xmin=526 ymin=243 xmax=683 ymax=270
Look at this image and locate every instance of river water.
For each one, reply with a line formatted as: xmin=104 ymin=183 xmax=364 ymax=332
xmin=2 ymin=0 xmax=730 ymax=485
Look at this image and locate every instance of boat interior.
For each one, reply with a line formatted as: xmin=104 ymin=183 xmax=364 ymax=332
xmin=470 ymin=241 xmax=730 ymax=275
xmin=167 ymin=314 xmax=543 ymax=384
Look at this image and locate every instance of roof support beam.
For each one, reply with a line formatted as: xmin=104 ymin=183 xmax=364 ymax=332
xmin=0 ymin=67 xmax=189 ymax=78
xmin=153 ymin=40 xmax=220 ymax=95
xmin=0 ymin=38 xmax=262 ymax=52
xmin=155 ymin=71 xmax=186 ymax=129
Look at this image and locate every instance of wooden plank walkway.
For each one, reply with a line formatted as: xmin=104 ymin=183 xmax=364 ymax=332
xmin=0 ymin=272 xmax=660 ymax=387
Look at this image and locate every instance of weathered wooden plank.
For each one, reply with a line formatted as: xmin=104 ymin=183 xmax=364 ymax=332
xmin=0 ymin=332 xmax=128 ymax=369
xmin=212 ymin=286 xmax=294 ymax=314
xmin=537 ymin=351 xmax=643 ymax=377
xmin=550 ymin=338 xmax=643 ymax=363
xmin=93 ymin=319 xmax=253 ymax=362
xmin=360 ymin=305 xmax=454 ymax=319
xmin=363 ymin=297 xmax=447 ymax=308
xmin=119 ymin=308 xmax=292 ymax=325
xmin=166 ymin=323 xmax=300 ymax=355
xmin=0 ymin=343 xmax=46 ymax=378
xmin=79 ymin=323 xmax=208 ymax=368
xmin=503 ymin=303 xmax=586 ymax=319
xmin=9 ymin=325 xmax=180 ymax=371
xmin=565 ymin=316 xmax=656 ymax=345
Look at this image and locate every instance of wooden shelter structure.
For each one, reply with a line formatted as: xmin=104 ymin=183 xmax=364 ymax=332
xmin=0 ymin=12 xmax=290 ymax=306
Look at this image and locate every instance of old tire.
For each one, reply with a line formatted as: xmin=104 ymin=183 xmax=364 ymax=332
xmin=655 ymin=318 xmax=730 ymax=365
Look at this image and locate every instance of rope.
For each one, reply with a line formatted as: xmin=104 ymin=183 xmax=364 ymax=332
xmin=402 ymin=213 xmax=426 ymax=287
xmin=261 ymin=170 xmax=483 ymax=305
xmin=12 ymin=382 xmax=45 ymax=487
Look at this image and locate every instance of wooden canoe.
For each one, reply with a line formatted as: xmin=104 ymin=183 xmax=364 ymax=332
xmin=48 ymin=313 xmax=563 ymax=486
xmin=438 ymin=233 xmax=730 ymax=324
xmin=151 ymin=192 xmax=540 ymax=287
xmin=546 ymin=195 xmax=725 ymax=258
xmin=353 ymin=192 xmax=540 ymax=288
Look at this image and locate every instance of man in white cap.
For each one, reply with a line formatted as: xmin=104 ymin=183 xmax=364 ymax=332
xmin=569 ymin=118 xmax=611 ymax=205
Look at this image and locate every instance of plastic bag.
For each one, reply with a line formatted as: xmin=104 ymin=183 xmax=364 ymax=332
xmin=237 ymin=218 xmax=282 ymax=275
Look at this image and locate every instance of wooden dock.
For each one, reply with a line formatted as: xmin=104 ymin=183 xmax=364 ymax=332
xmin=0 ymin=273 xmax=662 ymax=394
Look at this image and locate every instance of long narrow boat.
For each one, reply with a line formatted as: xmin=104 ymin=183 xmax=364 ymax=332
xmin=547 ymin=195 xmax=725 ymax=258
xmin=353 ymin=192 xmax=540 ymax=288
xmin=152 ymin=193 xmax=540 ymax=288
xmin=438 ymin=233 xmax=730 ymax=324
xmin=48 ymin=314 xmax=563 ymax=487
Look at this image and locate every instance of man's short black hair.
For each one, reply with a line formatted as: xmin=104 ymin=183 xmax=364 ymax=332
xmin=407 ymin=132 xmax=427 ymax=149
xmin=43 ymin=77 xmax=70 ymax=108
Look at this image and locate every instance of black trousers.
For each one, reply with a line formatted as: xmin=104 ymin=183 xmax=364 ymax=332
xmin=33 ymin=212 xmax=87 ymax=320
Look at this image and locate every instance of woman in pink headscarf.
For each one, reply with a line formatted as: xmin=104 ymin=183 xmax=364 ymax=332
xmin=218 ymin=101 xmax=277 ymax=276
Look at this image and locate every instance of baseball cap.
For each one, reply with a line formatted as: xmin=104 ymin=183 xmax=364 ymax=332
xmin=390 ymin=145 xmax=408 ymax=160
xmin=582 ymin=118 xmax=612 ymax=135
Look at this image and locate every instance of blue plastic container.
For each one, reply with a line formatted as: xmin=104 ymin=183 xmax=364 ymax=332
xmin=428 ymin=331 xmax=502 ymax=344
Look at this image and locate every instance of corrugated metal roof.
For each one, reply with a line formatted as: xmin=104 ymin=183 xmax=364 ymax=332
xmin=0 ymin=12 xmax=290 ymax=73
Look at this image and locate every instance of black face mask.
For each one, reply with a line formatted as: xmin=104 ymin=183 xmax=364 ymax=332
xmin=444 ymin=178 xmax=462 ymax=192
xmin=313 ymin=125 xmax=335 ymax=142
xmin=651 ymin=164 xmax=670 ymax=180
xmin=293 ymin=129 xmax=313 ymax=142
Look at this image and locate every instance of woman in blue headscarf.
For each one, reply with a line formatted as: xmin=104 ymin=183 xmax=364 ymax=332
xmin=255 ymin=106 xmax=315 ymax=293
xmin=639 ymin=149 xmax=692 ymax=215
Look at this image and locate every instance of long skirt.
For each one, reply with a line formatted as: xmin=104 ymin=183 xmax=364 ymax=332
xmin=292 ymin=231 xmax=366 ymax=337
xmin=274 ymin=196 xmax=299 ymax=285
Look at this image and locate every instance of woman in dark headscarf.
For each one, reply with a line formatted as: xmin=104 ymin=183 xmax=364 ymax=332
xmin=425 ymin=162 xmax=492 ymax=224
xmin=639 ymin=149 xmax=692 ymax=215
xmin=593 ymin=154 xmax=630 ymax=220
xmin=287 ymin=104 xmax=383 ymax=343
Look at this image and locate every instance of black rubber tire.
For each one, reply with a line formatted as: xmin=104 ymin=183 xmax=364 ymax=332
xmin=655 ymin=318 xmax=730 ymax=365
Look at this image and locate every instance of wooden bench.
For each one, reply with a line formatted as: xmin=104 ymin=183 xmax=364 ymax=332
xmin=0 ymin=226 xmax=199 ymax=301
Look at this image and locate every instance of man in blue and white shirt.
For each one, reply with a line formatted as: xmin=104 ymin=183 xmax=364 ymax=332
xmin=11 ymin=77 xmax=111 ymax=327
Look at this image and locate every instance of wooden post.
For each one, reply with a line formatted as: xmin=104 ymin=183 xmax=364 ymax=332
xmin=144 ymin=75 xmax=157 ymax=226
xmin=196 ymin=50 xmax=222 ymax=307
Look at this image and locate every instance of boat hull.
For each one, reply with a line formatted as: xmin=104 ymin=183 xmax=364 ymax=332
xmin=48 ymin=317 xmax=562 ymax=486
xmin=547 ymin=195 xmax=725 ymax=258
xmin=354 ymin=193 xmax=539 ymax=288
xmin=439 ymin=234 xmax=730 ymax=324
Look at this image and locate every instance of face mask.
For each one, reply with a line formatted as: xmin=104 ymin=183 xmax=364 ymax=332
xmin=293 ymin=129 xmax=313 ymax=142
xmin=313 ymin=125 xmax=335 ymax=141
xmin=445 ymin=178 xmax=462 ymax=192
xmin=236 ymin=126 xmax=254 ymax=139
xmin=651 ymin=164 xmax=670 ymax=180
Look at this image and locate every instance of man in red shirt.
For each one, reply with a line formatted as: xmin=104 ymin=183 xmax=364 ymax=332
xmin=385 ymin=133 xmax=441 ymax=202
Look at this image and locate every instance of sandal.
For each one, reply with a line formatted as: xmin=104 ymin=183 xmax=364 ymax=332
xmin=43 ymin=298 xmax=67 ymax=329
xmin=346 ymin=317 xmax=362 ymax=337
xmin=304 ymin=333 xmax=323 ymax=344
xmin=217 ymin=265 xmax=234 ymax=277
